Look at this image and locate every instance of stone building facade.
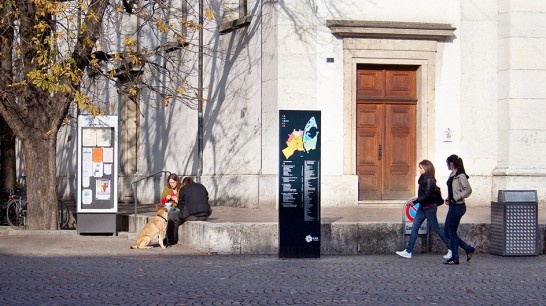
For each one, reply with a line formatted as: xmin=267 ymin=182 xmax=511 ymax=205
xmin=54 ymin=1 xmax=546 ymax=208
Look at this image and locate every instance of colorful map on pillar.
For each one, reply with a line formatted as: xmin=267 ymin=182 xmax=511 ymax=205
xmin=282 ymin=116 xmax=320 ymax=159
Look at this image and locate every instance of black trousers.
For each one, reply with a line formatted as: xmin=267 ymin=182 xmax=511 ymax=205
xmin=165 ymin=213 xmax=209 ymax=245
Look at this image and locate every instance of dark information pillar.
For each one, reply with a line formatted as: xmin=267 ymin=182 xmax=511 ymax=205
xmin=279 ymin=110 xmax=321 ymax=258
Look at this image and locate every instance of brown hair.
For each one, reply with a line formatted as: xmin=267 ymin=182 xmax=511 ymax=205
xmin=182 ymin=176 xmax=194 ymax=187
xmin=166 ymin=173 xmax=181 ymax=189
xmin=419 ymin=160 xmax=436 ymax=178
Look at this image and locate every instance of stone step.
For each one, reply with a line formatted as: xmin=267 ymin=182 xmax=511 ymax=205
xmin=119 ymin=206 xmax=546 ymax=255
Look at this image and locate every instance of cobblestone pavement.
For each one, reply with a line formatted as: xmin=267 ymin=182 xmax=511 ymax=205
xmin=1 ymin=234 xmax=545 ymax=305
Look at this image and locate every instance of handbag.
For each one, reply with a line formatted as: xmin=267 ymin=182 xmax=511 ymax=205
xmin=434 ymin=186 xmax=444 ymax=206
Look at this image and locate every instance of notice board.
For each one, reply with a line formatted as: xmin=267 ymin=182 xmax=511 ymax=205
xmin=278 ymin=110 xmax=321 ymax=258
xmin=77 ymin=115 xmax=118 ymax=213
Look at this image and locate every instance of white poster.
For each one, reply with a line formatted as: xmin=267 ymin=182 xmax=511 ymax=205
xmin=82 ymin=148 xmax=93 ymax=177
xmin=82 ymin=129 xmax=97 ymax=147
xmin=82 ymin=189 xmax=93 ymax=204
xmin=92 ymin=163 xmax=103 ymax=177
xmin=102 ymin=147 xmax=114 ymax=163
xmin=96 ymin=128 xmax=112 ymax=147
xmin=103 ymin=164 xmax=112 ymax=175
xmin=82 ymin=176 xmax=90 ymax=188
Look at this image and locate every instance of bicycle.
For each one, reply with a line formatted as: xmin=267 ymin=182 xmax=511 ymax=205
xmin=0 ymin=195 xmax=11 ymax=225
xmin=7 ymin=199 xmax=72 ymax=228
xmin=58 ymin=199 xmax=71 ymax=229
xmin=4 ymin=188 xmax=73 ymax=228
xmin=6 ymin=194 xmax=27 ymax=227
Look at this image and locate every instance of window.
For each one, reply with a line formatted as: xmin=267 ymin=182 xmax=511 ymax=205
xmin=219 ymin=0 xmax=251 ymax=34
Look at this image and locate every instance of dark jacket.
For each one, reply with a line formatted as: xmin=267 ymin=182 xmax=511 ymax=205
xmin=179 ymin=182 xmax=212 ymax=218
xmin=415 ymin=175 xmax=436 ymax=206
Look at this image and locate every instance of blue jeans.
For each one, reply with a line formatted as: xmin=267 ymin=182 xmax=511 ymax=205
xmin=445 ymin=204 xmax=473 ymax=260
xmin=406 ymin=205 xmax=450 ymax=253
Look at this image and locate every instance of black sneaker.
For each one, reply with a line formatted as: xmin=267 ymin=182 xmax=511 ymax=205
xmin=443 ymin=258 xmax=459 ymax=265
xmin=466 ymin=247 xmax=476 ymax=262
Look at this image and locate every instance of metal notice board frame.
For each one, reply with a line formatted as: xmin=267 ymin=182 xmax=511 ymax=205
xmin=77 ymin=115 xmax=118 ymax=235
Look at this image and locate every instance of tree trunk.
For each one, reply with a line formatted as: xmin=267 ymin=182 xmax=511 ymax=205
xmin=0 ymin=118 xmax=16 ymax=192
xmin=22 ymin=135 xmax=58 ymax=230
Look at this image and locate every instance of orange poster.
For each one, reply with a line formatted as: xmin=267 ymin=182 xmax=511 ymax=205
xmin=92 ymin=147 xmax=103 ymax=163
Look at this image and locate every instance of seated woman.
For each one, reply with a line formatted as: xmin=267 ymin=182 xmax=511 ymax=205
xmin=160 ymin=173 xmax=181 ymax=211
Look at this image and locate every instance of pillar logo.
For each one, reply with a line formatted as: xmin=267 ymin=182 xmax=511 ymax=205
xmin=305 ymin=235 xmax=319 ymax=243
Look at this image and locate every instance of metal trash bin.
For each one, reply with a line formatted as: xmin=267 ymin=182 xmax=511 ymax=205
xmin=491 ymin=190 xmax=538 ymax=256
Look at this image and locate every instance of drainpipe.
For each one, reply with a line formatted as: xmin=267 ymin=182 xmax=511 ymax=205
xmin=197 ymin=0 xmax=204 ymax=183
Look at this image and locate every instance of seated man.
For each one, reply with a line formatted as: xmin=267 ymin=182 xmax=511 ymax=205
xmin=165 ymin=176 xmax=212 ymax=245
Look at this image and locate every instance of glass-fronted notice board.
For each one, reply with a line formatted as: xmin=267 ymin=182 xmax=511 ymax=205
xmin=77 ymin=116 xmax=118 ymax=213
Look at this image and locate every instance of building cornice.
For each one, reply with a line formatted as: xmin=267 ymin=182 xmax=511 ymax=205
xmin=326 ymin=20 xmax=456 ymax=40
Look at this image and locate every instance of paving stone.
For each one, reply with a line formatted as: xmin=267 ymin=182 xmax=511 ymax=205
xmin=0 ymin=233 xmax=545 ymax=305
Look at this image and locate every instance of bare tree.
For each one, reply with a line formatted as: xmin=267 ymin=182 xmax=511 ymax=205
xmin=0 ymin=0 xmax=213 ymax=229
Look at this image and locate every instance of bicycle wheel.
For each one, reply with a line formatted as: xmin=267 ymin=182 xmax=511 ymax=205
xmin=58 ymin=200 xmax=70 ymax=229
xmin=6 ymin=199 xmax=24 ymax=226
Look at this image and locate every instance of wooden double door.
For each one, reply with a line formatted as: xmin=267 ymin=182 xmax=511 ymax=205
xmin=356 ymin=66 xmax=417 ymax=201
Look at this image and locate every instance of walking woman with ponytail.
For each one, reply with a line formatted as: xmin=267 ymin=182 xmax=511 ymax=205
xmin=443 ymin=154 xmax=476 ymax=265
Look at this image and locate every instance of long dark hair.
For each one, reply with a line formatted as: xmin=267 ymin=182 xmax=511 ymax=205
xmin=419 ymin=159 xmax=436 ymax=178
xmin=446 ymin=154 xmax=466 ymax=174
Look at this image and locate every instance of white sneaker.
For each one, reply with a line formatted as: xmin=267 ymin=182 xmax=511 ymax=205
xmin=396 ymin=250 xmax=412 ymax=259
xmin=443 ymin=249 xmax=452 ymax=259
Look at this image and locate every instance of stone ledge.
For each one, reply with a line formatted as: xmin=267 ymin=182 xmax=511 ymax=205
xmin=176 ymin=221 xmax=546 ymax=256
xmin=95 ymin=211 xmax=546 ymax=255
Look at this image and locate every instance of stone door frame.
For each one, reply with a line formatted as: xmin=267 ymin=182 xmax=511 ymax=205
xmin=327 ymin=20 xmax=456 ymax=203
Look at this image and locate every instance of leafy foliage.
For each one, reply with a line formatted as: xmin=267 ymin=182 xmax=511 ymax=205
xmin=0 ymin=0 xmax=216 ymax=229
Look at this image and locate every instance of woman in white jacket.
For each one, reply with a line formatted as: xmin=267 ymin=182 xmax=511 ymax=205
xmin=443 ymin=154 xmax=476 ymax=265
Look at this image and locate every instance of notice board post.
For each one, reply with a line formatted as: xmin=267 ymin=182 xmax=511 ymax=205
xmin=279 ymin=110 xmax=321 ymax=258
xmin=77 ymin=115 xmax=118 ymax=235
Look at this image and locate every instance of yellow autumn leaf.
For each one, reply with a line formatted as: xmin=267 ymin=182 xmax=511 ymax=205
xmin=163 ymin=96 xmax=169 ymax=107
xmin=131 ymin=55 xmax=141 ymax=66
xmin=204 ymin=8 xmax=215 ymax=20
xmin=124 ymin=37 xmax=137 ymax=47
xmin=128 ymin=87 xmax=138 ymax=96
xmin=155 ymin=19 xmax=169 ymax=33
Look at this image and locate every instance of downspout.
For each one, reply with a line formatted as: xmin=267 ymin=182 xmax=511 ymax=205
xmin=197 ymin=0 xmax=204 ymax=183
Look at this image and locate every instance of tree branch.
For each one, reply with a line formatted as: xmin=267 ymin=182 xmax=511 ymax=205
xmin=72 ymin=0 xmax=110 ymax=70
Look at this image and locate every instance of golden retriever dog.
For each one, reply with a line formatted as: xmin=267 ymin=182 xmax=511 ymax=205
xmin=130 ymin=207 xmax=169 ymax=249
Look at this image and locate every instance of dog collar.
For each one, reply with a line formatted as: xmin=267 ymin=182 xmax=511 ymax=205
xmin=158 ymin=215 xmax=168 ymax=222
